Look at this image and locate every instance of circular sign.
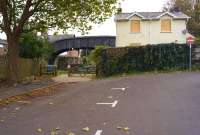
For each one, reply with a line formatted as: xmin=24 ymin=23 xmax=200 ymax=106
xmin=187 ymin=36 xmax=194 ymax=45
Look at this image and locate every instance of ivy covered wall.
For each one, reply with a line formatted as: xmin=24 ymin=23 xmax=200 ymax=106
xmin=96 ymin=44 xmax=190 ymax=77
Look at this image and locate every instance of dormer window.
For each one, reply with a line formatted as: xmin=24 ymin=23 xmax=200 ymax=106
xmin=131 ymin=20 xmax=140 ymax=33
xmin=161 ymin=19 xmax=171 ymax=32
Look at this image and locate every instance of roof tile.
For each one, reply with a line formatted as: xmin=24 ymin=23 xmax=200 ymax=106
xmin=115 ymin=11 xmax=190 ymax=21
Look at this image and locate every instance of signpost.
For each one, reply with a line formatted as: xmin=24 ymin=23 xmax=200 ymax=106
xmin=187 ymin=37 xmax=194 ymax=70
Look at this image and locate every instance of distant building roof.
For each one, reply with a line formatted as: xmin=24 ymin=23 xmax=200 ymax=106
xmin=48 ymin=34 xmax=75 ymax=43
xmin=115 ymin=11 xmax=190 ymax=21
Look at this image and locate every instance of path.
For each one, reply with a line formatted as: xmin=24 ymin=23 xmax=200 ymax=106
xmin=0 ymin=75 xmax=91 ymax=100
xmin=0 ymin=72 xmax=200 ymax=135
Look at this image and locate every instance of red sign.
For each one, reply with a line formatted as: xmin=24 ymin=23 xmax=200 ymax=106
xmin=187 ymin=37 xmax=194 ymax=45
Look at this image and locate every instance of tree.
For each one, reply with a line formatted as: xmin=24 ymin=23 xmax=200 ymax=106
xmin=19 ymin=32 xmax=53 ymax=60
xmin=88 ymin=45 xmax=108 ymax=65
xmin=0 ymin=0 xmax=118 ymax=83
xmin=163 ymin=0 xmax=200 ymax=37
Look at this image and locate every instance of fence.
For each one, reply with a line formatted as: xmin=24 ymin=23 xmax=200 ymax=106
xmin=0 ymin=57 xmax=40 ymax=82
xmin=192 ymin=45 xmax=200 ymax=66
xmin=0 ymin=56 xmax=7 ymax=80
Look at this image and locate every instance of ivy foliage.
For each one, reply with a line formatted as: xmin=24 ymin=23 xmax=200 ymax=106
xmin=88 ymin=45 xmax=108 ymax=65
xmin=95 ymin=44 xmax=190 ymax=77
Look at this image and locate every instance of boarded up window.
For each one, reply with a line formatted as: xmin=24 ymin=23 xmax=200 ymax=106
xmin=129 ymin=43 xmax=141 ymax=46
xmin=131 ymin=20 xmax=140 ymax=33
xmin=161 ymin=19 xmax=171 ymax=32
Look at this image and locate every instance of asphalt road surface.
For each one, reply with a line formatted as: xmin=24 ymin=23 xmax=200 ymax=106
xmin=1 ymin=72 xmax=200 ymax=135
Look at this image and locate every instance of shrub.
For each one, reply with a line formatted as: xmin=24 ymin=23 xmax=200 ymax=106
xmin=19 ymin=32 xmax=54 ymax=60
xmin=88 ymin=45 xmax=108 ymax=65
xmin=96 ymin=44 xmax=190 ymax=77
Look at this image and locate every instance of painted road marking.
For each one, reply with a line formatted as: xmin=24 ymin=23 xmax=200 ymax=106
xmin=95 ymin=130 xmax=103 ymax=135
xmin=111 ymin=87 xmax=127 ymax=91
xmin=96 ymin=100 xmax=118 ymax=108
xmin=112 ymin=100 xmax=118 ymax=107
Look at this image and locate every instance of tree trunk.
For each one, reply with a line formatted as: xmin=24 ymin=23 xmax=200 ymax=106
xmin=7 ymin=34 xmax=20 ymax=84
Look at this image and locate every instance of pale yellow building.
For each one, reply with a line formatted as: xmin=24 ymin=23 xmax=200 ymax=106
xmin=115 ymin=12 xmax=190 ymax=47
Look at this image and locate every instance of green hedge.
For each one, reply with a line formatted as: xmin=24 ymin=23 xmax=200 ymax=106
xmin=96 ymin=44 xmax=190 ymax=77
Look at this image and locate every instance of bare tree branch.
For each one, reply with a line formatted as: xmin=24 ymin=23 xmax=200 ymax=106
xmin=14 ymin=0 xmax=34 ymax=35
xmin=15 ymin=0 xmax=45 ymax=34
xmin=0 ymin=0 xmax=11 ymax=34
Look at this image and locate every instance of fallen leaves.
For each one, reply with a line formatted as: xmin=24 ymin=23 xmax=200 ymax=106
xmin=49 ymin=102 xmax=54 ymax=105
xmin=32 ymin=124 xmax=131 ymax=135
xmin=82 ymin=127 xmax=90 ymax=132
xmin=117 ymin=126 xmax=130 ymax=133
xmin=37 ymin=128 xmax=43 ymax=133
xmin=0 ymin=119 xmax=4 ymax=123
xmin=0 ymin=83 xmax=64 ymax=106
xmin=50 ymin=130 xmax=57 ymax=135
xmin=55 ymin=126 xmax=61 ymax=130
xmin=50 ymin=127 xmax=61 ymax=135
xmin=123 ymin=127 xmax=130 ymax=131
xmin=66 ymin=131 xmax=75 ymax=135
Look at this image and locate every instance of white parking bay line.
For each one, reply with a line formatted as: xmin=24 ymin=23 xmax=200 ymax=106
xmin=95 ymin=130 xmax=103 ymax=135
xmin=112 ymin=100 xmax=118 ymax=108
xmin=96 ymin=100 xmax=118 ymax=108
xmin=111 ymin=87 xmax=126 ymax=91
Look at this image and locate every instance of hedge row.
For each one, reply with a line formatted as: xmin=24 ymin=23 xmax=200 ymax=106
xmin=96 ymin=44 xmax=190 ymax=77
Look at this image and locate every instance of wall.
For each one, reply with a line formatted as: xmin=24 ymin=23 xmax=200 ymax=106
xmin=0 ymin=56 xmax=7 ymax=80
xmin=116 ymin=15 xmax=187 ymax=47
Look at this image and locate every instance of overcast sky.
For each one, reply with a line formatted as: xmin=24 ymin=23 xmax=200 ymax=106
xmin=0 ymin=0 xmax=167 ymax=39
xmin=82 ymin=0 xmax=167 ymax=36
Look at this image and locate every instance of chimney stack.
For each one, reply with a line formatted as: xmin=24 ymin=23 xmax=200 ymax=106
xmin=117 ymin=2 xmax=122 ymax=14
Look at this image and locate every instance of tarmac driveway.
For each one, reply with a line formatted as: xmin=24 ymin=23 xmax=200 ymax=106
xmin=0 ymin=72 xmax=200 ymax=135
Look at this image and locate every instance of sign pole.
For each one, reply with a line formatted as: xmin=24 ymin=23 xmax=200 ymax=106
xmin=187 ymin=36 xmax=194 ymax=71
xmin=189 ymin=43 xmax=192 ymax=71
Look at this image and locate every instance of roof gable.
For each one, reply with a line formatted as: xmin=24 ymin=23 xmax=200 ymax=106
xmin=115 ymin=11 xmax=190 ymax=21
xmin=156 ymin=12 xmax=176 ymax=19
xmin=127 ymin=12 xmax=145 ymax=19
